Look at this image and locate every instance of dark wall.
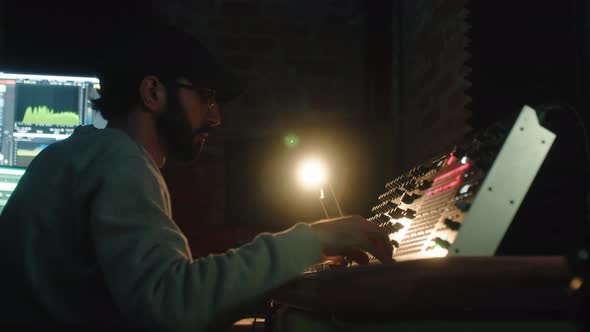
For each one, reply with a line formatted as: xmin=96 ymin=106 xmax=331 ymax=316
xmin=155 ymin=0 xmax=396 ymax=246
xmin=466 ymin=0 xmax=589 ymax=256
xmin=466 ymin=0 xmax=585 ymax=128
xmin=1 ymin=1 xmax=151 ymax=75
xmin=394 ymin=0 xmax=472 ymax=171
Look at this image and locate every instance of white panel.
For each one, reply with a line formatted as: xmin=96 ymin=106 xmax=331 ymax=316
xmin=449 ymin=105 xmax=556 ymax=256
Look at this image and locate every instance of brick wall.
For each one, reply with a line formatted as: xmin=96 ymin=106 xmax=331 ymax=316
xmin=395 ymin=0 xmax=471 ymax=171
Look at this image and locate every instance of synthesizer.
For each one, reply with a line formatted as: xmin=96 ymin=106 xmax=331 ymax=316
xmin=365 ymin=105 xmax=556 ymax=262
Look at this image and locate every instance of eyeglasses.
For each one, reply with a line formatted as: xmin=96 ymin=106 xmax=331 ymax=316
xmin=176 ymin=83 xmax=217 ymax=111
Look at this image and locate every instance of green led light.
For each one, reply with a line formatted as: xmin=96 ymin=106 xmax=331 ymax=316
xmin=283 ymin=133 xmax=300 ymax=148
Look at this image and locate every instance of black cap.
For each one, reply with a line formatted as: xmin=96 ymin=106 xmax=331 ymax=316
xmin=97 ymin=22 xmax=243 ymax=102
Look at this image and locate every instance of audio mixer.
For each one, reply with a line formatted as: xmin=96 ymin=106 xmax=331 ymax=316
xmin=366 ymin=105 xmax=556 ymax=262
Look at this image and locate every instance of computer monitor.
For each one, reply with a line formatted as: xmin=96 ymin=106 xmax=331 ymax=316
xmin=0 ymin=166 xmax=25 ymax=213
xmin=0 ymin=72 xmax=105 ymax=168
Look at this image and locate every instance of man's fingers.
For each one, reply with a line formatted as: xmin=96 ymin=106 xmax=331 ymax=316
xmin=363 ymin=222 xmax=394 ymax=263
xmin=361 ymin=221 xmax=394 ymax=260
xmin=311 ymin=214 xmax=395 ymax=264
xmin=348 ymin=218 xmax=394 ymax=264
xmin=368 ymin=236 xmax=394 ymax=264
xmin=343 ymin=248 xmax=370 ymax=265
xmin=321 ymin=255 xmax=347 ymax=265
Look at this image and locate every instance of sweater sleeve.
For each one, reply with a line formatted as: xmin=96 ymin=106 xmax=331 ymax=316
xmin=89 ymin=156 xmax=322 ymax=331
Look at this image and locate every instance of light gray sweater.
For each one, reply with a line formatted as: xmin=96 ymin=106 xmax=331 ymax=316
xmin=0 ymin=126 xmax=322 ymax=331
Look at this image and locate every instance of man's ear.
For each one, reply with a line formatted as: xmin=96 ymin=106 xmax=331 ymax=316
xmin=139 ymin=75 xmax=166 ymax=113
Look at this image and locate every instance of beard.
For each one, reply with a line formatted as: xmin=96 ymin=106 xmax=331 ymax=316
xmin=155 ymin=92 xmax=210 ymax=162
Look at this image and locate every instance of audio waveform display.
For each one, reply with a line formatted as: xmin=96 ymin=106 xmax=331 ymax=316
xmin=21 ymin=106 xmax=80 ymax=126
xmin=16 ymin=144 xmax=48 ymax=157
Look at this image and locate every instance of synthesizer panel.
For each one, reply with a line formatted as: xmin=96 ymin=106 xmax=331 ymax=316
xmin=367 ymin=105 xmax=556 ymax=261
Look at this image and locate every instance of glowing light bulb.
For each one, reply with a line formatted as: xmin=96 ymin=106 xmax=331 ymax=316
xmin=298 ymin=158 xmax=328 ymax=189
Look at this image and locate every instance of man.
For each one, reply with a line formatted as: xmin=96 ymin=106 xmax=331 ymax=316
xmin=0 ymin=23 xmax=392 ymax=330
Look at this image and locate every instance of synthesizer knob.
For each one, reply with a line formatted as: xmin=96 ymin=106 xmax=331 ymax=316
xmin=415 ymin=164 xmax=430 ymax=175
xmin=433 ymin=237 xmax=451 ymax=249
xmin=392 ymin=222 xmax=404 ymax=232
xmin=404 ymin=209 xmax=416 ymax=219
xmin=401 ymin=192 xmax=420 ymax=204
xmin=443 ymin=216 xmax=462 ymax=230
xmin=389 ymin=207 xmax=405 ymax=219
xmin=382 ymin=203 xmax=392 ymax=214
xmin=432 ymin=156 xmax=446 ymax=169
xmin=382 ymin=207 xmax=394 ymax=215
xmin=454 ymin=197 xmax=471 ymax=212
xmin=377 ymin=214 xmax=390 ymax=224
xmin=384 ymin=222 xmax=403 ymax=233
xmin=384 ymin=190 xmax=396 ymax=200
xmin=410 ymin=166 xmax=427 ymax=177
xmin=385 ymin=188 xmax=403 ymax=200
xmin=390 ymin=176 xmax=402 ymax=187
xmin=418 ymin=179 xmax=433 ymax=190
xmin=402 ymin=179 xmax=417 ymax=191
xmin=397 ymin=175 xmax=410 ymax=184
xmin=374 ymin=203 xmax=384 ymax=214
xmin=386 ymin=181 xmax=394 ymax=189
xmin=385 ymin=201 xmax=399 ymax=210
xmin=462 ymin=169 xmax=475 ymax=179
xmin=390 ymin=239 xmax=400 ymax=248
xmin=384 ymin=223 xmax=396 ymax=233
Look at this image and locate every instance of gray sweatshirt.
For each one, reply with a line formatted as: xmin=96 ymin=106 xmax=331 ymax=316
xmin=0 ymin=125 xmax=322 ymax=331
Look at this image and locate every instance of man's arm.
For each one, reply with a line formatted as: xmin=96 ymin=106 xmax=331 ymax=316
xmin=90 ymin=156 xmax=323 ymax=331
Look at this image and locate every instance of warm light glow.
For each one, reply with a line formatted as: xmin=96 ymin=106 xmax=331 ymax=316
xmin=298 ymin=158 xmax=328 ymax=188
xmin=570 ymin=277 xmax=584 ymax=291
xmin=388 ymin=217 xmax=411 ymax=242
xmin=425 ymin=246 xmax=449 ymax=258
xmin=446 ymin=154 xmax=457 ymax=166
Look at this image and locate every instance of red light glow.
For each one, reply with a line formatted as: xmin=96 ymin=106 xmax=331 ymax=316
xmin=427 ymin=175 xmax=462 ymax=197
xmin=433 ymin=163 xmax=471 ymax=184
xmin=446 ymin=155 xmax=457 ymax=166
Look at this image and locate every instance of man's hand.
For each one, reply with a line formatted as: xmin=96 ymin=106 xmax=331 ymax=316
xmin=310 ymin=215 xmax=394 ymax=264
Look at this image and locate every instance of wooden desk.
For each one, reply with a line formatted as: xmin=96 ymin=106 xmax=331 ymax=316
xmin=269 ymin=256 xmax=581 ymax=332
